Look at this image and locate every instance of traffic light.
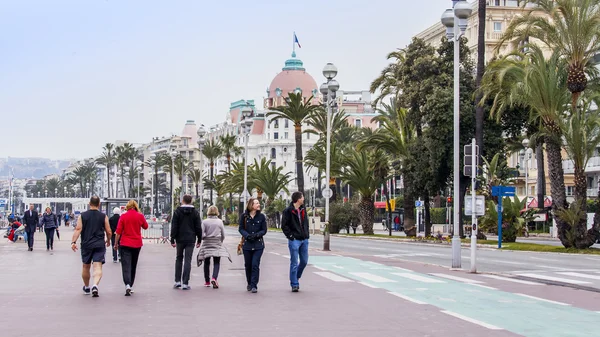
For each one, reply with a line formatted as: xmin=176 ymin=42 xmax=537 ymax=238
xmin=447 ymin=197 xmax=452 ymax=206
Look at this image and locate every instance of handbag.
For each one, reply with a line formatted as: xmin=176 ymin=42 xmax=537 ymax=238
xmin=237 ymin=216 xmax=246 ymax=256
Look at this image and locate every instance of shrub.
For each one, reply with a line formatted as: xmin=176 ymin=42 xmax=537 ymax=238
xmin=430 ymin=208 xmax=446 ymax=224
xmin=329 ymin=202 xmax=360 ymax=234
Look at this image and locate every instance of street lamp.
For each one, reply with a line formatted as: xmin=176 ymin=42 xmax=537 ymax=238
xmin=321 ymin=62 xmax=340 ymax=252
xmin=63 ymin=187 xmax=67 ymax=213
xmin=197 ymin=125 xmax=207 ymax=218
xmin=521 ymin=139 xmax=533 ymax=210
xmin=241 ymin=106 xmax=254 ymax=209
xmin=441 ymin=0 xmax=472 ymax=269
xmin=136 ymin=160 xmax=143 ymax=204
xmin=150 ymin=153 xmax=159 ymax=217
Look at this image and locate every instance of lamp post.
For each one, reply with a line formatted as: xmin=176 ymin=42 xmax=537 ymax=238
xmin=136 ymin=160 xmax=142 ymax=204
xmin=170 ymin=150 xmax=177 ymax=222
xmin=150 ymin=153 xmax=159 ymax=218
xmin=441 ymin=0 xmax=472 ymax=268
xmin=124 ymin=167 xmax=131 ymax=198
xmin=63 ymin=187 xmax=67 ymax=213
xmin=521 ymin=139 xmax=532 ymax=210
xmin=197 ymin=125 xmax=207 ymax=218
xmin=240 ymin=106 xmax=254 ymax=208
xmin=321 ymin=62 xmax=340 ymax=252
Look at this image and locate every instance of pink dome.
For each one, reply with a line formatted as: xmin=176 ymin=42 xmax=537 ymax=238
xmin=267 ymin=52 xmax=319 ymax=105
xmin=181 ymin=120 xmax=198 ymax=145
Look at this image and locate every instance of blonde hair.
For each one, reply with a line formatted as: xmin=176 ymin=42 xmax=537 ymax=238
xmin=45 ymin=207 xmax=52 ymax=212
xmin=125 ymin=200 xmax=140 ymax=213
xmin=207 ymin=205 xmax=219 ymax=216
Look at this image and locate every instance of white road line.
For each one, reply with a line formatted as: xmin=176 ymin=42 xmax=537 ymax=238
xmin=472 ymin=284 xmax=497 ymax=290
xmin=314 ymin=272 xmax=353 ymax=283
xmin=428 ymin=273 xmax=484 ymax=284
xmin=282 ymin=255 xmax=290 ymax=259
xmin=480 ymin=274 xmax=545 ymax=286
xmin=389 ymin=292 xmax=426 ymax=305
xmin=516 ymin=293 xmax=570 ymax=306
xmin=517 ymin=273 xmax=592 ymax=285
xmin=312 ymin=266 xmax=327 ymax=271
xmin=557 ymin=272 xmax=600 ymax=280
xmin=269 ymin=252 xmax=281 ymax=256
xmin=359 ymin=282 xmax=379 ymax=289
xmin=529 ymin=256 xmax=556 ymax=262
xmin=349 ymin=272 xmax=397 ymax=283
xmin=482 ymin=259 xmax=527 ymax=266
xmin=441 ymin=311 xmax=503 ymax=330
xmin=393 ymin=267 xmax=413 ymax=272
xmin=391 ymin=272 xmax=446 ymax=283
xmin=332 ymin=265 xmax=344 ymax=269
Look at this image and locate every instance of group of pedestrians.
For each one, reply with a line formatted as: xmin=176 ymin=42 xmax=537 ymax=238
xmin=21 ymin=204 xmax=61 ymax=251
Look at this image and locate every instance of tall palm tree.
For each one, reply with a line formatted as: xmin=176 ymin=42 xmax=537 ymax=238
xmin=219 ymin=133 xmax=243 ymax=213
xmin=188 ymin=168 xmax=202 ymax=199
xmin=46 ymin=178 xmax=61 ymax=197
xmin=481 ymin=46 xmax=574 ymax=246
xmin=250 ymin=158 xmax=293 ymax=207
xmin=369 ymin=49 xmax=405 ymax=106
xmin=499 ymin=0 xmax=600 ymax=111
xmin=172 ymin=154 xmax=189 ymax=194
xmin=115 ymin=145 xmax=127 ymax=198
xmin=97 ymin=143 xmax=115 ymax=197
xmin=338 ymin=150 xmax=387 ymax=235
xmin=202 ymin=139 xmax=222 ymax=205
xmin=267 ymin=92 xmax=321 ymax=194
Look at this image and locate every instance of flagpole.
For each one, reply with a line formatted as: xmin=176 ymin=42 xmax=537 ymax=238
xmin=293 ymin=31 xmax=295 ymax=54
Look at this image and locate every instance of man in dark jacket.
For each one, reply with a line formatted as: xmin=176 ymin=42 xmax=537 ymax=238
xmin=281 ymin=191 xmax=310 ymax=292
xmin=109 ymin=207 xmax=121 ymax=263
xmin=170 ymin=194 xmax=202 ymax=290
xmin=22 ymin=204 xmax=39 ymax=251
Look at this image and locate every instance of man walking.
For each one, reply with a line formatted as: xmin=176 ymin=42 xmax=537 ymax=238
xmin=170 ymin=195 xmax=202 ymax=290
xmin=281 ymin=191 xmax=310 ymax=292
xmin=70 ymin=196 xmax=112 ymax=297
xmin=22 ymin=204 xmax=39 ymax=251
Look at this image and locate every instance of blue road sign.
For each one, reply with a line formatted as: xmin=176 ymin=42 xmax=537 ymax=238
xmin=415 ymin=200 xmax=423 ymax=208
xmin=490 ymin=186 xmax=517 ymax=249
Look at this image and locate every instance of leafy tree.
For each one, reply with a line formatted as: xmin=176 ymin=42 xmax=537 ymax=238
xmin=202 ymin=139 xmax=222 ymax=205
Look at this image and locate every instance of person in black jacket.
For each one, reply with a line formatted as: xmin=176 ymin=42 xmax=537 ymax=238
xmin=109 ymin=207 xmax=121 ymax=263
xmin=22 ymin=204 xmax=39 ymax=251
xmin=281 ymin=191 xmax=310 ymax=292
xmin=239 ymin=198 xmax=267 ymax=293
xmin=170 ymin=195 xmax=202 ymax=290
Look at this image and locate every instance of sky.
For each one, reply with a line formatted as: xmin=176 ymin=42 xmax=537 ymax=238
xmin=0 ymin=0 xmax=454 ymax=160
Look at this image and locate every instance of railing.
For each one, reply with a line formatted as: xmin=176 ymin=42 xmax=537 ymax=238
xmin=141 ymin=221 xmax=170 ymax=243
xmin=563 ymin=156 xmax=600 ymax=174
xmin=588 ymin=189 xmax=598 ymax=197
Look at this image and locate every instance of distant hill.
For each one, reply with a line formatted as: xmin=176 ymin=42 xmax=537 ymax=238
xmin=0 ymin=157 xmax=75 ymax=179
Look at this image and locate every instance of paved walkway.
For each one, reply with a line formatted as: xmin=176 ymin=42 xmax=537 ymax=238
xmin=1 ymin=227 xmax=599 ymax=337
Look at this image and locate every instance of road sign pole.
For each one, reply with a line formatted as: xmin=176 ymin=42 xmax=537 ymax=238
xmin=498 ymin=196 xmax=503 ymax=249
xmin=470 ymin=138 xmax=477 ymax=273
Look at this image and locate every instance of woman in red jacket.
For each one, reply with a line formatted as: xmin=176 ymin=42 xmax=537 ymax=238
xmin=114 ymin=200 xmax=148 ymax=296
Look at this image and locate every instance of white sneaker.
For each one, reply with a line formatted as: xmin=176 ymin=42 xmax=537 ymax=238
xmin=125 ymin=285 xmax=132 ymax=296
xmin=173 ymin=282 xmax=182 ymax=289
xmin=182 ymin=284 xmax=191 ymax=290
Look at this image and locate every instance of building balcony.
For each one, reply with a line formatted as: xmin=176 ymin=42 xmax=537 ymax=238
xmin=563 ymin=156 xmax=600 ymax=174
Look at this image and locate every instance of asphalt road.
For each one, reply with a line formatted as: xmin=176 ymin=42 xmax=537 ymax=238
xmin=2 ymin=227 xmax=600 ymax=337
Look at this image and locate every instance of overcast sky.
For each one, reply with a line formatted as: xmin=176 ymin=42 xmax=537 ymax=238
xmin=0 ymin=0 xmax=454 ymax=160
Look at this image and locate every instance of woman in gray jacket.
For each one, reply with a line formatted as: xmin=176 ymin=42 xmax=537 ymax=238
xmin=41 ymin=207 xmax=58 ymax=251
xmin=197 ymin=206 xmax=230 ymax=288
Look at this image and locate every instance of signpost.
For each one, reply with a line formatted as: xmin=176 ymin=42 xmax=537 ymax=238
xmin=464 ymin=139 xmax=482 ymax=273
xmin=491 ymin=185 xmax=516 ymax=249
xmin=415 ymin=199 xmax=424 ymax=236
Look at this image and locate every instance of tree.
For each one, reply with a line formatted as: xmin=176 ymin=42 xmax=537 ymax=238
xmin=189 ymin=168 xmax=202 ymax=199
xmin=267 ymin=92 xmax=321 ymax=194
xmin=219 ymin=133 xmax=243 ymax=214
xmin=202 ymin=139 xmax=222 ymax=205
xmin=250 ymin=158 xmax=293 ymax=207
xmin=475 ymin=0 xmax=487 ymax=166
xmin=97 ymin=143 xmax=115 ymax=197
xmin=370 ymin=49 xmax=405 ymax=106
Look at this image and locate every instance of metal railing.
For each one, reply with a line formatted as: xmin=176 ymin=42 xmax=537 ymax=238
xmin=142 ymin=221 xmax=170 ymax=243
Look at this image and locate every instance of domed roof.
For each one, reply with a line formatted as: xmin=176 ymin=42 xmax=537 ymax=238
xmin=181 ymin=120 xmax=198 ymax=145
xmin=267 ymin=52 xmax=319 ymax=100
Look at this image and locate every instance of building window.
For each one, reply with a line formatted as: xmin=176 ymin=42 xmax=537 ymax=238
xmin=588 ymin=177 xmax=594 ymax=189
xmin=274 ymin=119 xmax=279 ymax=128
xmin=494 ymin=22 xmax=502 ymax=32
xmin=271 ymin=148 xmax=276 ymax=159
xmin=284 ymin=119 xmax=289 ymax=128
xmin=566 ymin=186 xmax=574 ymax=196
xmin=284 ymin=161 xmax=287 ymax=167
xmin=306 ymin=133 xmax=310 ymax=140
xmin=274 ymin=132 xmax=279 ymax=140
xmin=284 ymin=132 xmax=289 ymax=139
xmin=355 ymin=119 xmax=362 ymax=128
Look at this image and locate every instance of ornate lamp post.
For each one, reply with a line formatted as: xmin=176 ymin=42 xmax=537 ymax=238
xmin=197 ymin=125 xmax=207 ymax=218
xmin=241 ymin=106 xmax=254 ymax=208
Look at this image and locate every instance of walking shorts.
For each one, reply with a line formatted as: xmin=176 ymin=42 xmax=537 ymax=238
xmin=81 ymin=246 xmax=106 ymax=264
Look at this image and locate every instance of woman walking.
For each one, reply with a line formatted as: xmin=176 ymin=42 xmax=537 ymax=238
xmin=41 ymin=207 xmax=59 ymax=251
xmin=114 ymin=200 xmax=148 ymax=296
xmin=239 ymin=198 xmax=267 ymax=293
xmin=197 ymin=206 xmax=230 ymax=288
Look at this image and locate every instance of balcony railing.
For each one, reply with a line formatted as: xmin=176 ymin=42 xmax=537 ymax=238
xmin=563 ymin=156 xmax=600 ymax=174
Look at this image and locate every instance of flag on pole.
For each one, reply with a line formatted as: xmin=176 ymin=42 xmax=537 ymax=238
xmin=294 ymin=32 xmax=301 ymax=48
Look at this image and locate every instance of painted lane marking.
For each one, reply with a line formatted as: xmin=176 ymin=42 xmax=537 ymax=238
xmin=480 ymin=274 xmax=545 ymax=286
xmin=516 ymin=293 xmax=569 ymax=306
xmin=517 ymin=273 xmax=592 ymax=285
xmin=332 ymin=265 xmax=344 ymax=269
xmin=282 ymin=255 xmax=290 ymax=259
xmin=528 ymin=256 xmax=557 ymax=262
xmin=428 ymin=273 xmax=484 ymax=284
xmin=389 ymin=292 xmax=426 ymax=305
xmin=314 ymin=272 xmax=353 ymax=283
xmin=472 ymin=284 xmax=497 ymax=290
xmin=312 ymin=266 xmax=327 ymax=271
xmin=441 ymin=310 xmax=503 ymax=330
xmin=557 ymin=272 xmax=600 ymax=280
xmin=359 ymin=282 xmax=379 ymax=289
xmin=349 ymin=272 xmax=397 ymax=283
xmin=392 ymin=267 xmax=413 ymax=272
xmin=269 ymin=252 xmax=281 ymax=256
xmin=391 ymin=272 xmax=446 ymax=284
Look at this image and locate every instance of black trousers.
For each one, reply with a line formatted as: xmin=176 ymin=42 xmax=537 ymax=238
xmin=203 ymin=256 xmax=221 ymax=283
xmin=110 ymin=234 xmax=120 ymax=261
xmin=120 ymin=246 xmax=141 ymax=287
xmin=175 ymin=243 xmax=195 ymax=285
xmin=26 ymin=230 xmax=35 ymax=249
xmin=243 ymin=249 xmax=264 ymax=288
xmin=44 ymin=228 xmax=55 ymax=249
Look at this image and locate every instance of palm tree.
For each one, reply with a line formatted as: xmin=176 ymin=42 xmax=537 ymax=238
xmin=369 ymin=49 xmax=405 ymax=106
xmin=475 ymin=0 xmax=487 ymax=163
xmin=220 ymin=160 xmax=246 ymax=197
xmin=97 ymin=143 xmax=115 ymax=197
xmin=267 ymin=92 xmax=321 ymax=194
xmin=219 ymin=133 xmax=243 ymax=214
xmin=172 ymin=154 xmax=189 ymax=195
xmin=202 ymin=139 xmax=222 ymax=205
xmin=115 ymin=145 xmax=127 ymax=198
xmin=339 ymin=150 xmax=387 ymax=235
xmin=481 ymin=46 xmax=573 ymax=245
xmin=189 ymin=168 xmax=202 ymax=199
xmin=499 ymin=0 xmax=600 ymax=111
xmin=250 ymin=158 xmax=293 ymax=207
xmin=46 ymin=178 xmax=61 ymax=197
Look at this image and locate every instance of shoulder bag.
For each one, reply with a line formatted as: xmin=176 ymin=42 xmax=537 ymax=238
xmin=237 ymin=216 xmax=246 ymax=256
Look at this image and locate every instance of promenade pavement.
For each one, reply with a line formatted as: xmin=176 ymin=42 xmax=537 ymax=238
xmin=1 ymin=227 xmax=599 ymax=337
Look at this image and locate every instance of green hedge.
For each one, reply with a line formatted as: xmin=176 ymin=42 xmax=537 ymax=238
xmin=430 ymin=208 xmax=446 ymax=224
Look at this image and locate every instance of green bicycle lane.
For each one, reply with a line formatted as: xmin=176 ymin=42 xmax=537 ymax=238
xmin=310 ymin=256 xmax=597 ymax=337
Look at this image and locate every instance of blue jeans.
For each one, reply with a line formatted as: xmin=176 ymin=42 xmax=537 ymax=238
xmin=288 ymin=239 xmax=309 ymax=287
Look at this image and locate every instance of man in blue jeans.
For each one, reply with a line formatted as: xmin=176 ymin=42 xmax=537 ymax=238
xmin=281 ymin=191 xmax=310 ymax=292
